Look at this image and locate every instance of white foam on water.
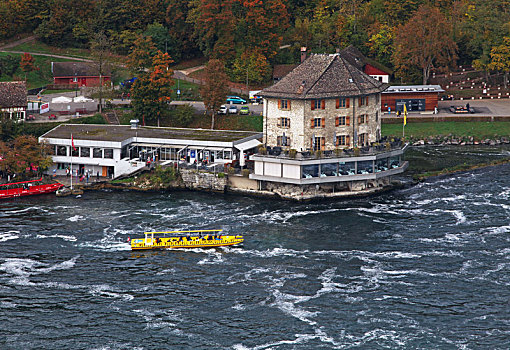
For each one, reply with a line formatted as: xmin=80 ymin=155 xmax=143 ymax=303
xmin=89 ymin=284 xmax=134 ymax=301
xmin=0 ymin=256 xmax=78 ymax=277
xmin=234 ymin=328 xmax=341 ymax=350
xmin=66 ymin=215 xmax=84 ymax=222
xmin=481 ymin=225 xmax=510 ymax=235
xmin=0 ymin=301 xmax=17 ymax=308
xmin=197 ymin=250 xmax=224 ymax=265
xmin=35 ymin=234 xmax=77 ymax=241
xmin=0 ymin=231 xmax=19 ymax=242
xmin=90 ymin=343 xmax=144 ymax=350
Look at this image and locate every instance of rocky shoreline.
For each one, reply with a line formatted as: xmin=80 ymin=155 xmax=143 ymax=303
xmin=408 ymin=135 xmax=510 ymax=146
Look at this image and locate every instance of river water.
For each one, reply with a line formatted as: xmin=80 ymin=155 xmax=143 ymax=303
xmin=1 ymin=146 xmax=510 ymax=349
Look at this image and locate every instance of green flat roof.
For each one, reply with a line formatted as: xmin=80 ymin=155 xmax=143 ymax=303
xmin=41 ymin=124 xmax=261 ymax=143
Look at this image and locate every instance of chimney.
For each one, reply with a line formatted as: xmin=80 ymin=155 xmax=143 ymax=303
xmin=300 ymin=47 xmax=307 ymax=63
xmin=130 ymin=119 xmax=139 ymax=129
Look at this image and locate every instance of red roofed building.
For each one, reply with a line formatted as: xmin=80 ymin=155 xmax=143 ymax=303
xmin=52 ymin=62 xmax=111 ymax=87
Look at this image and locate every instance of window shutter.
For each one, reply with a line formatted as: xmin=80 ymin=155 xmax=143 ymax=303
xmin=366 ymin=96 xmax=369 ymax=105
xmin=311 ymin=100 xmax=315 ymax=110
xmin=336 ymin=98 xmax=340 ymax=109
xmin=288 ymin=119 xmax=291 ymax=128
xmin=346 ymin=116 xmax=350 ymax=126
xmin=321 ymin=100 xmax=325 ymax=109
xmin=346 ymin=98 xmax=350 ymax=108
xmin=287 ymin=137 xmax=291 ymax=147
xmin=358 ymin=115 xmax=361 ymax=124
xmin=311 ymin=137 xmax=314 ymax=149
xmin=278 ymin=100 xmax=281 ymax=109
xmin=322 ymin=117 xmax=325 ymax=128
xmin=277 ymin=136 xmax=281 ymax=146
xmin=335 ymin=116 xmax=339 ymax=127
xmin=335 ymin=136 xmax=339 ymax=146
xmin=346 ymin=135 xmax=350 ymax=147
xmin=277 ymin=118 xmax=281 ymax=127
xmin=288 ymin=100 xmax=291 ymax=110
xmin=311 ymin=119 xmax=315 ymax=128
xmin=358 ymin=97 xmax=362 ymax=107
xmin=321 ymin=137 xmax=325 ymax=150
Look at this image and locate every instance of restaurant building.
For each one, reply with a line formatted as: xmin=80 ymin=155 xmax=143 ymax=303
xmin=39 ymin=122 xmax=262 ymax=178
xmin=381 ymin=85 xmax=445 ymax=112
xmin=249 ymin=53 xmax=408 ymax=197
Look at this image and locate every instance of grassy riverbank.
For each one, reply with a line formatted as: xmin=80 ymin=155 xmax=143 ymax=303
xmin=413 ymin=157 xmax=510 ymax=181
xmin=382 ymin=121 xmax=510 ymax=139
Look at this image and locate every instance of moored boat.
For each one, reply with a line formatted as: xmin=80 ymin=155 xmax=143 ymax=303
xmin=130 ymin=230 xmax=244 ymax=250
xmin=0 ymin=178 xmax=64 ymax=199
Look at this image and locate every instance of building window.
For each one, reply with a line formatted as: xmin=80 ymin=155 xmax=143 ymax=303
xmin=336 ymin=98 xmax=347 ymax=108
xmin=104 ymin=149 xmax=113 ymax=159
xmin=358 ymin=114 xmax=367 ymax=124
xmin=359 ymin=133 xmax=368 ymax=146
xmin=311 ymin=99 xmax=325 ymax=110
xmin=311 ymin=136 xmax=325 ymax=151
xmin=336 ymin=116 xmax=346 ymax=126
xmin=277 ymin=135 xmax=290 ymax=147
xmin=71 ymin=146 xmax=79 ymax=157
xmin=93 ymin=148 xmax=103 ymax=158
xmin=358 ymin=96 xmax=369 ymax=106
xmin=336 ymin=135 xmax=346 ymax=146
xmin=278 ymin=117 xmax=290 ymax=128
xmin=311 ymin=117 xmax=325 ymax=128
xmin=278 ymin=99 xmax=290 ymax=110
xmin=56 ymin=146 xmax=67 ymax=156
xmin=80 ymin=147 xmax=90 ymax=158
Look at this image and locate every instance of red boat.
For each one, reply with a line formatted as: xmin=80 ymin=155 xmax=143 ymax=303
xmin=0 ymin=178 xmax=64 ymax=199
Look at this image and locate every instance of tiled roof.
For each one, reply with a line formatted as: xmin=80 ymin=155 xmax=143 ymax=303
xmin=52 ymin=62 xmax=111 ymax=77
xmin=0 ymin=81 xmax=27 ymax=108
xmin=339 ymin=45 xmax=393 ymax=75
xmin=272 ymin=64 xmax=298 ymax=79
xmin=260 ymin=54 xmax=388 ymax=99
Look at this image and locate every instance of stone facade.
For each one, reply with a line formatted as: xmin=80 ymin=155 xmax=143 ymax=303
xmin=264 ymin=94 xmax=381 ymax=151
xmin=180 ymin=169 xmax=227 ymax=192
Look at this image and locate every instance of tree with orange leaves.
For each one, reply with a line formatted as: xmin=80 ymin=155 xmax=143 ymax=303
xmin=130 ymin=51 xmax=174 ymax=127
xmin=393 ymin=5 xmax=457 ymax=84
xmin=19 ymin=53 xmax=38 ymax=81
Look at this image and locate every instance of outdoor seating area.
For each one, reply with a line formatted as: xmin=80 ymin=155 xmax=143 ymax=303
xmin=261 ymin=137 xmax=403 ymax=160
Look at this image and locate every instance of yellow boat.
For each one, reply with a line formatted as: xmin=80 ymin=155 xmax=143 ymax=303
xmin=130 ymin=229 xmax=244 ymax=250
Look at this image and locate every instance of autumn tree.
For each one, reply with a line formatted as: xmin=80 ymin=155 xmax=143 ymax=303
xmin=393 ymin=5 xmax=457 ymax=84
xmin=90 ymin=32 xmax=113 ymax=114
xmin=131 ymin=51 xmax=174 ymax=127
xmin=0 ymin=136 xmax=52 ymax=178
xmin=127 ymin=35 xmax=159 ymax=74
xmin=19 ymin=53 xmax=38 ymax=81
xmin=232 ymin=50 xmax=271 ymax=86
xmin=188 ymin=0 xmax=237 ymax=61
xmin=489 ymin=37 xmax=510 ymax=89
xmin=200 ymin=59 xmax=230 ymax=129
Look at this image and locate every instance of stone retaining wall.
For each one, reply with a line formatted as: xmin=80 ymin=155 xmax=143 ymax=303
xmin=180 ymin=169 xmax=227 ymax=192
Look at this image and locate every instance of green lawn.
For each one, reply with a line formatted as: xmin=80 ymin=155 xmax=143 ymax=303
xmin=171 ymin=79 xmax=201 ymax=100
xmin=6 ymin=40 xmax=91 ymax=59
xmin=0 ymin=52 xmax=71 ymax=89
xmin=382 ymin=121 xmax=510 ymax=139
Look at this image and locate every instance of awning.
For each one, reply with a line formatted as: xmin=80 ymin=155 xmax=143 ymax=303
xmin=234 ymin=139 xmax=261 ymax=151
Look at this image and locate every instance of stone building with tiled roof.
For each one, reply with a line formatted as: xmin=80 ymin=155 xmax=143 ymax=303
xmin=249 ymin=53 xmax=407 ymax=199
xmin=259 ymin=53 xmax=387 ymax=151
xmin=0 ymin=81 xmax=27 ymax=121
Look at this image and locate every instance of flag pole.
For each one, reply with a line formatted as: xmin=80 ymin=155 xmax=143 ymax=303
xmin=402 ymin=104 xmax=407 ymax=138
xmin=70 ymin=133 xmax=73 ymax=190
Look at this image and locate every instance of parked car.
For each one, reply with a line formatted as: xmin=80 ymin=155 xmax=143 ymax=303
xmin=226 ymin=96 xmax=246 ymax=104
xmin=26 ymin=114 xmax=35 ymax=121
xmin=218 ymin=105 xmax=227 ymax=115
xmin=228 ymin=105 xmax=238 ymax=114
xmin=49 ymin=114 xmax=57 ymax=120
xmin=239 ymin=106 xmax=250 ymax=115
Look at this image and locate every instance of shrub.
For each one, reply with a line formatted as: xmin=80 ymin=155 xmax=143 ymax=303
xmin=258 ymin=145 xmax=267 ymax=154
xmin=217 ymin=172 xmax=225 ymax=178
xmin=227 ymin=167 xmax=235 ymax=174
xmin=241 ymin=169 xmax=250 ymax=177
xmin=289 ymin=149 xmax=297 ymax=158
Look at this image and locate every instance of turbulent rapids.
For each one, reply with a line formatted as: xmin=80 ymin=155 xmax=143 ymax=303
xmin=1 ymin=146 xmax=510 ymax=349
